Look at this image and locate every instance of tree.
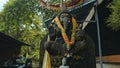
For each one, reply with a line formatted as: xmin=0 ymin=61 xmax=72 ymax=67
xmin=0 ymin=0 xmax=46 ymax=61
xmin=107 ymin=0 xmax=120 ymax=31
xmin=0 ymin=0 xmax=60 ymax=67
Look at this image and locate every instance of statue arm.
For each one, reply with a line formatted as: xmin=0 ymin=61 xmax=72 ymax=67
xmin=47 ymin=22 xmax=61 ymax=40
xmin=75 ymin=29 xmax=85 ymax=41
xmin=48 ymin=24 xmax=56 ymax=41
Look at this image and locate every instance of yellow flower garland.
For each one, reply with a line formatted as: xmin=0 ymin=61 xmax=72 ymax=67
xmin=53 ymin=16 xmax=78 ymax=47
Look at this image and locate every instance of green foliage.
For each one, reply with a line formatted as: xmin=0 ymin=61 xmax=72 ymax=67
xmin=39 ymin=6 xmax=59 ymax=22
xmin=0 ymin=0 xmax=46 ymax=61
xmin=107 ymin=0 xmax=120 ymax=31
xmin=0 ymin=0 xmax=60 ymax=65
xmin=46 ymin=0 xmax=60 ymax=5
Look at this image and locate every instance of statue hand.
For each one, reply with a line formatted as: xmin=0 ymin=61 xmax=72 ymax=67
xmin=75 ymin=29 xmax=85 ymax=41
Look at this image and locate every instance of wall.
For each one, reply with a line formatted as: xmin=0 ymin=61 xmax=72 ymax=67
xmin=96 ymin=63 xmax=120 ymax=68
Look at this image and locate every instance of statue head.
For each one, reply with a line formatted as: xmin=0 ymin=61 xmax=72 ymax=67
xmin=59 ymin=11 xmax=73 ymax=32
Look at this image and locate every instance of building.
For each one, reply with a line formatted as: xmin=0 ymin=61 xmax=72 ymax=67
xmin=0 ymin=32 xmax=29 ymax=66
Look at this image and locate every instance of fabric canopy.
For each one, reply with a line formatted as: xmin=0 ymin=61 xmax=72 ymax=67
xmin=70 ymin=0 xmax=120 ymax=56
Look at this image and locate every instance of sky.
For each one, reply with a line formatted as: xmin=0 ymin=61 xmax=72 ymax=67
xmin=0 ymin=0 xmax=8 ymax=11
